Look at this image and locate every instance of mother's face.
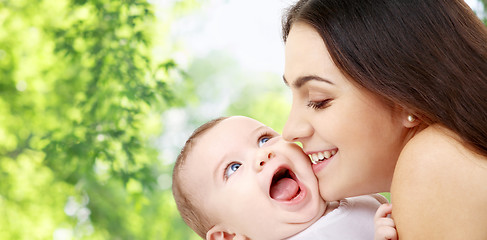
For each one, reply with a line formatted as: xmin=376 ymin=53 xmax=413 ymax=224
xmin=283 ymin=22 xmax=408 ymax=201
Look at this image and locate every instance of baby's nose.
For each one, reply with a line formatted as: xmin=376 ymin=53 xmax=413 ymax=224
xmin=255 ymin=150 xmax=275 ymax=171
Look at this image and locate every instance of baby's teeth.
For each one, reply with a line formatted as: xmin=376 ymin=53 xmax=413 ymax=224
xmin=324 ymin=151 xmax=331 ymax=159
xmin=317 ymin=152 xmax=324 ymax=160
xmin=331 ymin=150 xmax=336 ymax=155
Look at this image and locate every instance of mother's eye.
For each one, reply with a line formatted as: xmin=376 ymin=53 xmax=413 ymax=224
xmin=307 ymin=99 xmax=331 ymax=110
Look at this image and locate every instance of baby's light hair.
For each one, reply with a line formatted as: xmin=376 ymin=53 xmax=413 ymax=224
xmin=172 ymin=117 xmax=229 ymax=238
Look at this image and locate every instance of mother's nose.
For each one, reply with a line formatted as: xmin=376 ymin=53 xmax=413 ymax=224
xmin=282 ymin=109 xmax=313 ymax=142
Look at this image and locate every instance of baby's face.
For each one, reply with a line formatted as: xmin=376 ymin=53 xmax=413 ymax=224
xmin=183 ymin=116 xmax=325 ymax=239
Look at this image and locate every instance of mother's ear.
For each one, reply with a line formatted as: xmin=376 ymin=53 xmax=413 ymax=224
xmin=206 ymin=225 xmax=247 ymax=240
xmin=402 ymin=113 xmax=421 ymax=128
xmin=397 ymin=107 xmax=421 ymax=128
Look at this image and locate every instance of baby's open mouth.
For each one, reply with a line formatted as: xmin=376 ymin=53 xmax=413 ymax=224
xmin=269 ymin=168 xmax=301 ymax=201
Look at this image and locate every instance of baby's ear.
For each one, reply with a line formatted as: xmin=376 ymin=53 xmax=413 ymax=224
xmin=206 ymin=225 xmax=235 ymax=240
xmin=206 ymin=224 xmax=248 ymax=240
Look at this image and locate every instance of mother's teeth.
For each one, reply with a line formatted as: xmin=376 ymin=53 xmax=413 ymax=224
xmin=311 ymin=154 xmax=319 ymax=163
xmin=309 ymin=150 xmax=337 ymax=164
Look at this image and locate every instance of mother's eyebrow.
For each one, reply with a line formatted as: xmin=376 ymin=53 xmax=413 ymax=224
xmin=283 ymin=75 xmax=333 ymax=88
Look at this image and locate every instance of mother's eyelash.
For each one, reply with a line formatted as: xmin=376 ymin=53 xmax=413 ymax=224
xmin=307 ymin=99 xmax=331 ymax=109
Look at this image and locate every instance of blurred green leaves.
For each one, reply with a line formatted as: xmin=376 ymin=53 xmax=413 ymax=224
xmin=0 ymin=0 xmax=196 ymax=239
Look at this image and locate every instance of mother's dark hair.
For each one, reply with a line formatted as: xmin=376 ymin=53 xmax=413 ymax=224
xmin=283 ymin=0 xmax=487 ymax=156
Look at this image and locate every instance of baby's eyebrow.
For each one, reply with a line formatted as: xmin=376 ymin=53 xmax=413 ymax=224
xmin=251 ymin=125 xmax=272 ymax=135
xmin=283 ymin=75 xmax=334 ymax=88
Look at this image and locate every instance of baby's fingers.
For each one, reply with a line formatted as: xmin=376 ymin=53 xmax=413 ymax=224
xmin=375 ymin=217 xmax=395 ymax=229
xmin=374 ymin=204 xmax=396 ymax=240
xmin=375 ymin=203 xmax=393 ymax=220
xmin=375 ymin=225 xmax=398 ymax=240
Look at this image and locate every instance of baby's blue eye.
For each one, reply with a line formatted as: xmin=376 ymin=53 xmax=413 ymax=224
xmin=224 ymin=162 xmax=241 ymax=178
xmin=258 ymin=136 xmax=270 ymax=147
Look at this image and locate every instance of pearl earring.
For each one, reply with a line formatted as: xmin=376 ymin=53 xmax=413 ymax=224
xmin=407 ymin=114 xmax=416 ymax=122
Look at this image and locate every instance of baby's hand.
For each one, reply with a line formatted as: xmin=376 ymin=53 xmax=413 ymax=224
xmin=374 ymin=203 xmax=397 ymax=240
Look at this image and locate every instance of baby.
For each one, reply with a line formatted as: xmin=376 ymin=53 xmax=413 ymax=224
xmin=172 ymin=116 xmax=393 ymax=239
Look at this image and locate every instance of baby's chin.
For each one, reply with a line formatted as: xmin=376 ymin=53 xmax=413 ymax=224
xmin=286 ymin=196 xmax=326 ymax=224
xmin=272 ymin=206 xmax=326 ymax=239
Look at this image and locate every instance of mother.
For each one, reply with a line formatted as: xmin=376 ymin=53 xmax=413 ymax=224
xmin=281 ymin=0 xmax=487 ymax=238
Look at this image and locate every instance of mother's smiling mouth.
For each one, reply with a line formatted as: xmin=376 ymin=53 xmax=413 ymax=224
xmin=309 ymin=149 xmax=337 ymax=164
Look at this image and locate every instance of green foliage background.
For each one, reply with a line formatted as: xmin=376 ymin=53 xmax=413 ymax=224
xmin=1 ymin=0 xmax=486 ymax=239
xmin=0 ymin=0 xmax=204 ymax=239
